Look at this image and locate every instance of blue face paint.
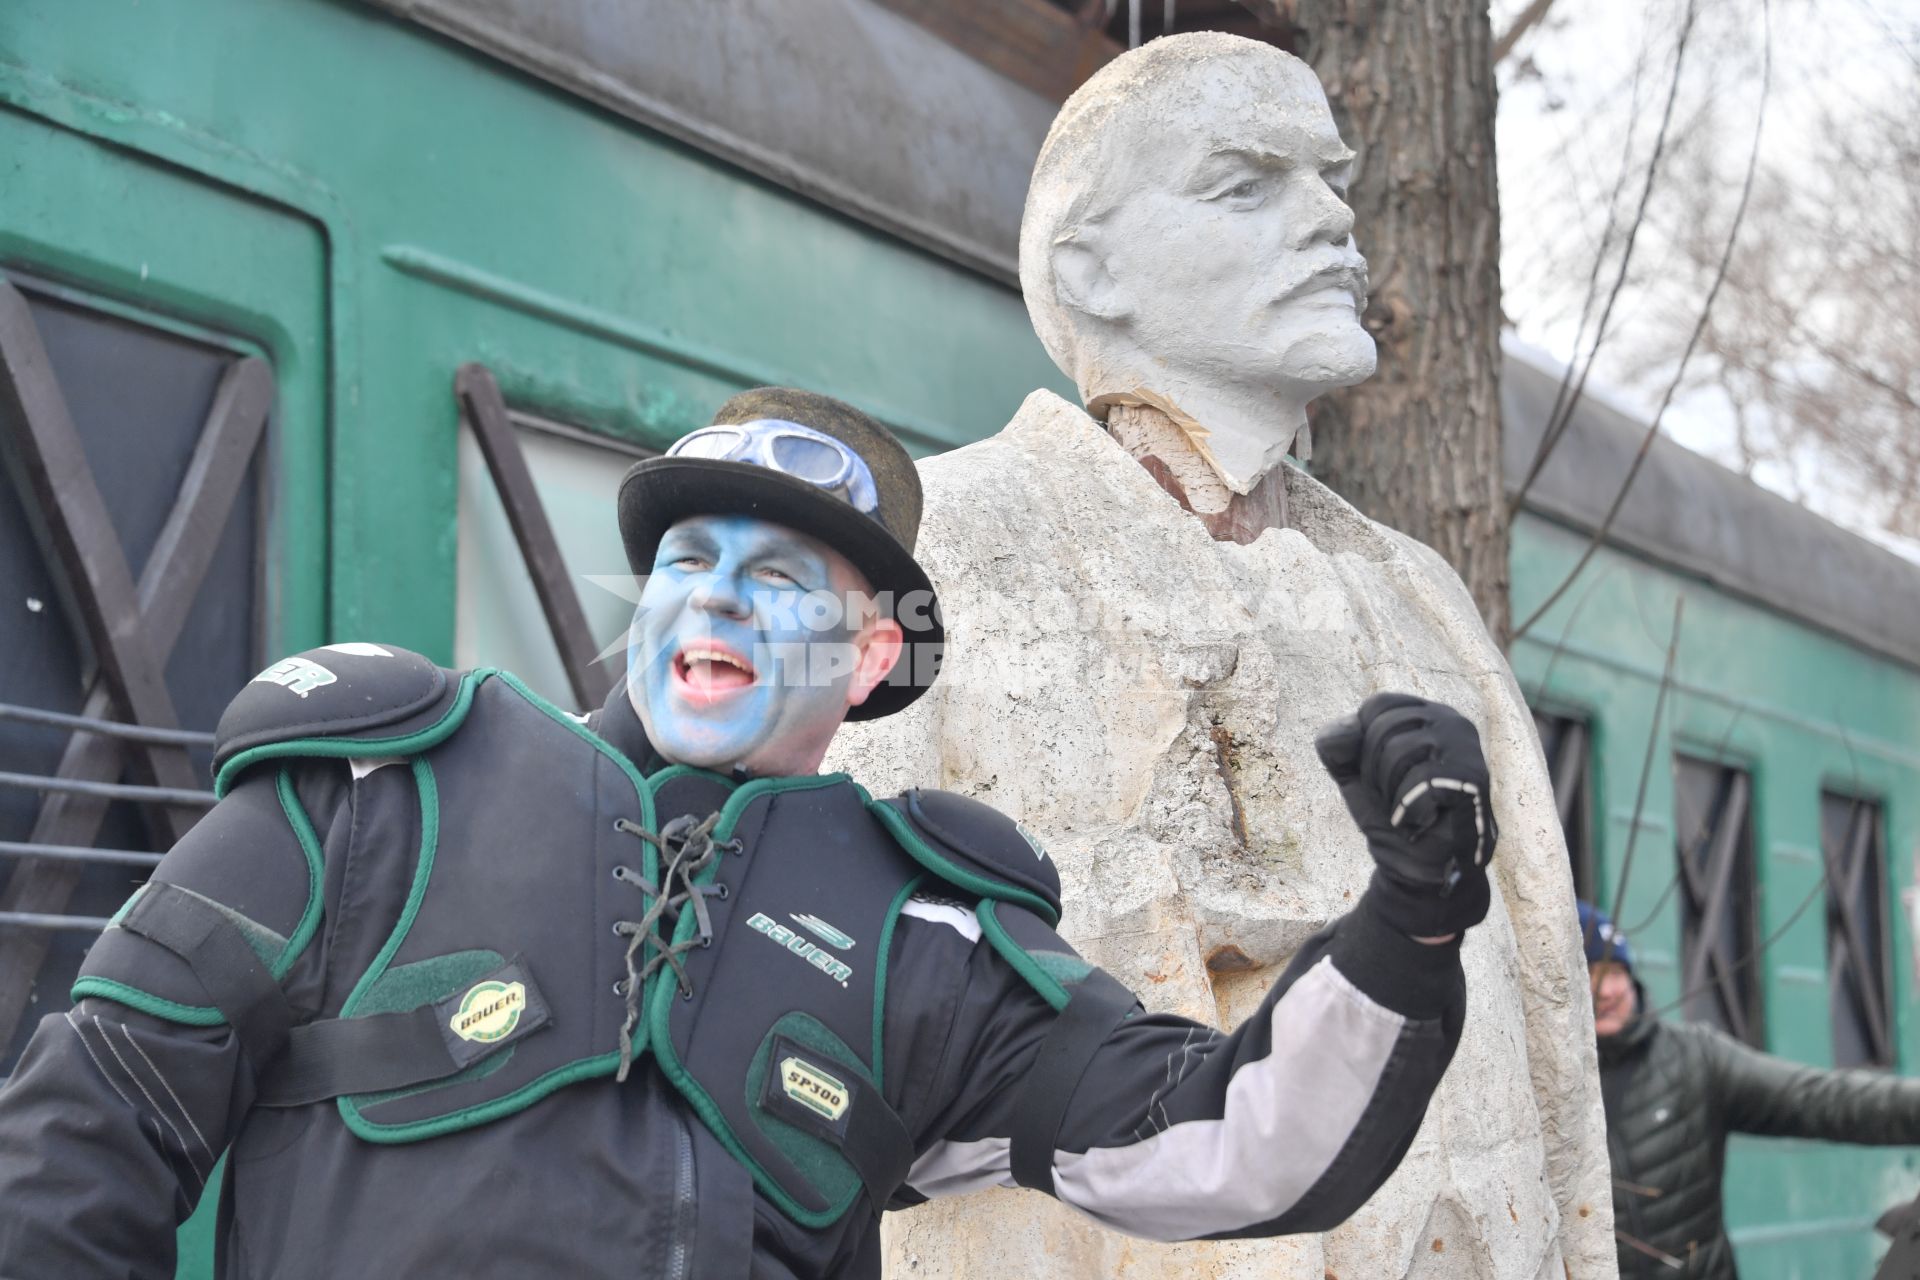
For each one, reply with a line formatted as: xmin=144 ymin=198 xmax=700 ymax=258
xmin=628 ymin=514 xmax=869 ymax=776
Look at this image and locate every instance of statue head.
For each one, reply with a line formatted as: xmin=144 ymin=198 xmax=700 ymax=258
xmin=1020 ymin=33 xmax=1376 ymax=490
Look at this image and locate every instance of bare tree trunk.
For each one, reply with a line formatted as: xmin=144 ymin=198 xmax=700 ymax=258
xmin=1281 ymin=0 xmax=1512 ymax=646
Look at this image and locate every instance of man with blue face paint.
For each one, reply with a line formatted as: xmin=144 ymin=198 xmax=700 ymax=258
xmin=627 ymin=513 xmax=902 ymax=779
xmin=0 ymin=387 xmax=1497 ymax=1280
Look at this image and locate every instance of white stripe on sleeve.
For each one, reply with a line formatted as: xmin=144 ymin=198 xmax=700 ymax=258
xmin=1050 ymin=956 xmax=1405 ymax=1241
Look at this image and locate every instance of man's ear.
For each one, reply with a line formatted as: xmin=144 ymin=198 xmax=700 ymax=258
xmin=1051 ymin=230 xmax=1128 ymax=322
xmin=846 ymin=618 xmax=905 ymax=708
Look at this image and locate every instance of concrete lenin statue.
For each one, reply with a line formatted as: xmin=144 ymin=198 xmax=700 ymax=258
xmin=829 ymin=31 xmax=1613 ymax=1280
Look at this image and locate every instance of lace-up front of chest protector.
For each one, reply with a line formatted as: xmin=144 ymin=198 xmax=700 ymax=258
xmin=610 ymin=812 xmax=739 ymax=1081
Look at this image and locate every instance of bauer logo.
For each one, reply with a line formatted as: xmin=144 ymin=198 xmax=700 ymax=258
xmin=450 ymin=979 xmax=526 ymax=1043
xmin=747 ymin=912 xmax=854 ymax=986
xmin=781 ymin=1056 xmax=850 ymax=1123
xmin=790 ymin=912 xmax=856 ymax=950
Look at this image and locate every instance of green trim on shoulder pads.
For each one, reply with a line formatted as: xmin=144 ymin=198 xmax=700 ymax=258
xmin=871 ymin=875 xmax=924 ymax=1081
xmin=493 ymin=672 xmax=658 ymax=824
xmin=976 ymin=901 xmax=1072 ymax=1013
xmin=862 ymin=788 xmax=1061 ymax=926
xmin=215 ymin=667 xmax=491 ymax=797
xmin=644 ymin=762 xmax=739 ymax=790
xmin=330 ymin=674 xmax=659 ymax=1144
xmin=71 ymin=767 xmax=329 ymax=1024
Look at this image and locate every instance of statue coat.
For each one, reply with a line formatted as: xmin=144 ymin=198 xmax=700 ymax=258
xmin=828 ymin=390 xmax=1615 ymax=1279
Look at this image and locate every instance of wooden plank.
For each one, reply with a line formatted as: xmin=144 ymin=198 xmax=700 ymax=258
xmin=0 ymin=344 xmax=273 ymax=1047
xmin=870 ymin=0 xmax=1122 ymax=102
xmin=457 ymin=363 xmax=615 ymax=711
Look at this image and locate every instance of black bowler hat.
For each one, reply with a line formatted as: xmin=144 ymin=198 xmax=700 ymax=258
xmin=616 ymin=388 xmax=943 ymax=720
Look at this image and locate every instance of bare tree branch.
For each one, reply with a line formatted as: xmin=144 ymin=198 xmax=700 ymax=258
xmin=1494 ymin=0 xmax=1559 ymax=64
xmin=1509 ymin=0 xmax=1704 ymax=516
xmin=1515 ymin=0 xmax=1773 ymax=639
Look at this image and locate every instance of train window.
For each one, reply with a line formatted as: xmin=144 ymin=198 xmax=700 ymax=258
xmin=1532 ymin=710 xmax=1595 ymax=901
xmin=453 ymin=365 xmax=653 ymax=712
xmin=1821 ymin=793 xmax=1892 ymax=1069
xmin=0 ymin=277 xmax=273 ymax=1074
xmin=1672 ymin=756 xmax=1763 ymax=1047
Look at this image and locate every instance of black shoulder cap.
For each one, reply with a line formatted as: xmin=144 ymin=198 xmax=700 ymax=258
xmin=214 ymin=644 xmax=461 ymax=783
xmin=885 ymin=789 xmax=1061 ymax=918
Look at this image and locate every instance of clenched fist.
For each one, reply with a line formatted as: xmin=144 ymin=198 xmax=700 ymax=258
xmin=1315 ymin=693 xmax=1499 ymax=940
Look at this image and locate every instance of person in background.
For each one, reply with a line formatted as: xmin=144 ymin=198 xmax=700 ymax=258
xmin=1583 ymin=900 xmax=1920 ymax=1278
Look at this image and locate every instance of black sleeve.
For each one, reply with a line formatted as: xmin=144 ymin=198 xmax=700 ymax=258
xmin=901 ymin=889 xmax=1465 ymax=1242
xmin=0 ymin=762 xmax=348 ymax=1275
xmin=1705 ymin=1026 xmax=1920 ymax=1144
xmin=0 ymin=1000 xmax=243 ymax=1276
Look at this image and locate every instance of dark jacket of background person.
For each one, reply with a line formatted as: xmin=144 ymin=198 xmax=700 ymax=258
xmin=1602 ymin=1006 xmax=1920 ymax=1279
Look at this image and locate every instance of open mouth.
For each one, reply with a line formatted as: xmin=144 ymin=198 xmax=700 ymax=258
xmin=673 ymin=643 xmax=758 ymax=703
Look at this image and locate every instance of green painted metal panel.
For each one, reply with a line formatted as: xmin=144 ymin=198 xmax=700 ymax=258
xmin=0 ymin=104 xmax=329 ymax=658
xmin=1514 ymin=512 xmax=1920 ymax=1279
xmin=0 ymin=84 xmax=333 ymax=1280
xmin=0 ymin=0 xmax=1070 ymax=662
xmin=1 ymin=7 xmax=1065 ymax=1269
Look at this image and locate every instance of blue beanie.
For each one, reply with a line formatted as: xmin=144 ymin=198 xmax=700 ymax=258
xmin=1578 ymin=901 xmax=1635 ymax=973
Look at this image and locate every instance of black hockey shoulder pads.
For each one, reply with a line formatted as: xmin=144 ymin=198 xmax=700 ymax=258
xmin=213 ymin=643 xmax=475 ymax=795
xmin=870 ymin=788 xmax=1062 ymax=925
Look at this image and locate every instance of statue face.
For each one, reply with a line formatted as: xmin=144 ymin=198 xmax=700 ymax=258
xmin=1088 ymin=60 xmax=1375 ymax=401
xmin=628 ymin=515 xmax=896 ymax=777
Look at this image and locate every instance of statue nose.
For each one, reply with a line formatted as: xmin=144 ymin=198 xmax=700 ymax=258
xmin=1287 ymin=170 xmax=1357 ymax=251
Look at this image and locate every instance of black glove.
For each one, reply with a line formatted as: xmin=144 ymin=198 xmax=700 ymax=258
xmin=1314 ymin=692 xmax=1499 ymax=939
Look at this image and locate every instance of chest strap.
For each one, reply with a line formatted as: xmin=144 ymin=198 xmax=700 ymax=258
xmin=257 ymin=1011 xmax=463 ymax=1108
xmin=257 ymin=955 xmax=553 ymax=1108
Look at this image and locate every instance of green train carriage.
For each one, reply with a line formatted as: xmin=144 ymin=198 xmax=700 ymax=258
xmin=2 ymin=2 xmax=1917 ymax=1276
xmin=1509 ymin=350 xmax=1920 ymax=1277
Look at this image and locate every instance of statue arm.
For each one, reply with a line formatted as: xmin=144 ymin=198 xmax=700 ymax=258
xmin=900 ymin=894 xmax=1464 ymax=1241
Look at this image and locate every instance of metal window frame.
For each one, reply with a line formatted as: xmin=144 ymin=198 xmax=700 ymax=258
xmin=454 ymin=364 xmax=619 ymax=712
xmin=1532 ymin=708 xmax=1596 ymax=901
xmin=0 ymin=279 xmax=275 ymax=1046
xmin=1822 ymin=791 xmax=1893 ymax=1069
xmin=1673 ymin=754 xmax=1763 ymax=1046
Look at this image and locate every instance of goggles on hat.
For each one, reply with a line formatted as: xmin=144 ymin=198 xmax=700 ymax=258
xmin=668 ymin=419 xmax=881 ymax=517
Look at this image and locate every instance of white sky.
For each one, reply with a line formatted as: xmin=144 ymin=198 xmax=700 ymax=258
xmin=1492 ymin=0 xmax=1920 ymax=563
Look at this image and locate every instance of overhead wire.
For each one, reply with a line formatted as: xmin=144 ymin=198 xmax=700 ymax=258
xmin=1617 ymin=700 xmax=1751 ymax=936
xmin=1524 ymin=562 xmax=1623 ymax=700
xmin=1513 ymin=0 xmax=1775 ymax=640
xmin=1510 ymin=0 xmax=1700 ymax=518
xmin=1642 ymin=870 xmax=1825 ymax=1022
xmin=1855 ymin=0 xmax=1920 ymax=74
xmin=1599 ymin=593 xmax=1686 ymax=966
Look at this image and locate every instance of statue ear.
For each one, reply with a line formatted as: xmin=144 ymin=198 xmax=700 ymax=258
xmin=1051 ymin=231 xmax=1128 ymax=322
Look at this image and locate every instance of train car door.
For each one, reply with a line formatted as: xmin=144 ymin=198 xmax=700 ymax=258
xmin=0 ymin=96 xmax=329 ymax=1274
